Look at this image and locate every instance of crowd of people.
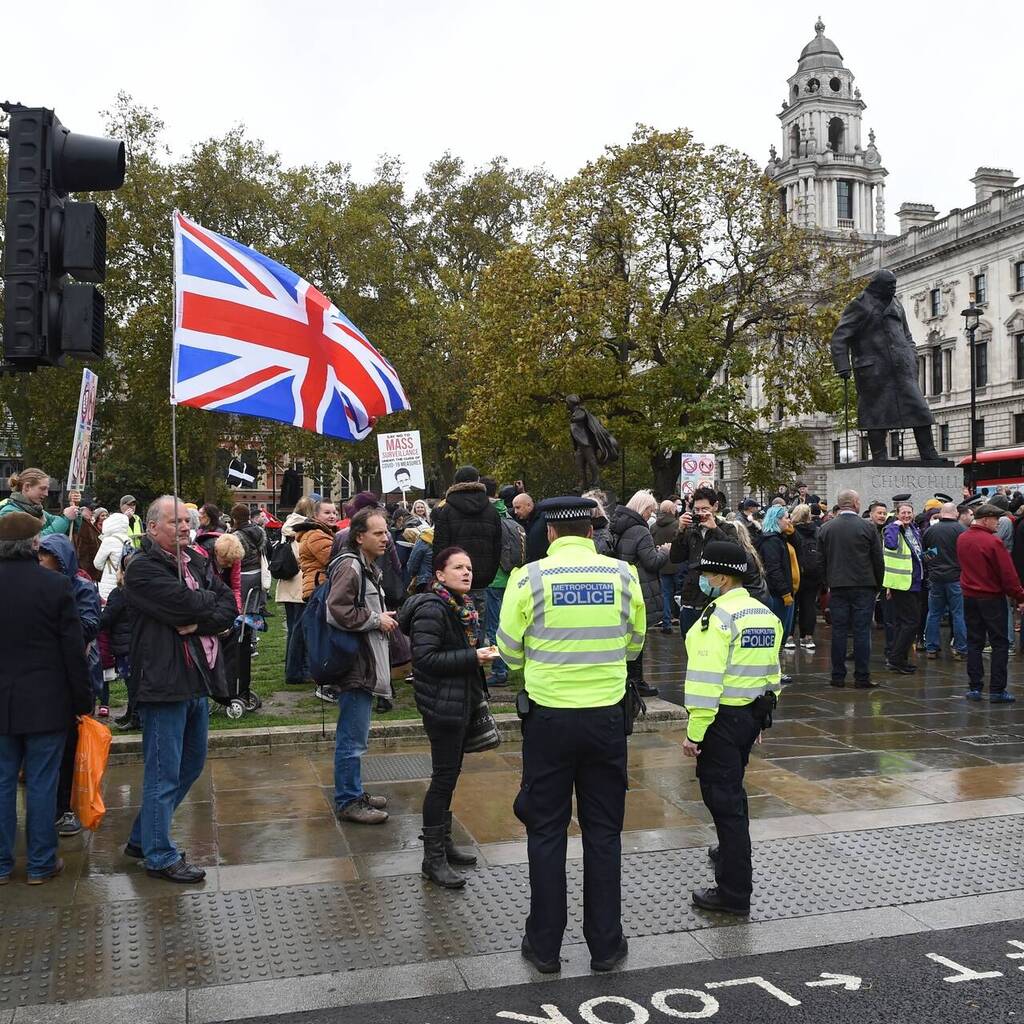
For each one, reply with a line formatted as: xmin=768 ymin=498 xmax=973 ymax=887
xmin=2 ymin=458 xmax=1024 ymax=905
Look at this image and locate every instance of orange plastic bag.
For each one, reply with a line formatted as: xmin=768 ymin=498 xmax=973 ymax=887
xmin=71 ymin=716 xmax=112 ymax=832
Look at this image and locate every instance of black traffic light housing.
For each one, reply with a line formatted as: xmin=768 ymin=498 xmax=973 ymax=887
xmin=1 ymin=103 xmax=125 ymax=370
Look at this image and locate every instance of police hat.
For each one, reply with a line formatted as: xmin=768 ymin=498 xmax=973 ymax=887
xmin=698 ymin=540 xmax=748 ymax=578
xmin=965 ymin=493 xmax=986 ymax=508
xmin=891 ymin=493 xmax=912 ymax=506
xmin=536 ymin=496 xmax=598 ymax=522
xmin=934 ymin=492 xmax=953 ymax=503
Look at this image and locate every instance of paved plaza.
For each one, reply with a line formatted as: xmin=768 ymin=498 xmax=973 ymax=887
xmin=3 ymin=632 xmax=1024 ymax=1021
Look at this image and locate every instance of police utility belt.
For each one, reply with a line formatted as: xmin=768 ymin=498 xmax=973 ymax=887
xmin=515 ymin=686 xmax=646 ymax=736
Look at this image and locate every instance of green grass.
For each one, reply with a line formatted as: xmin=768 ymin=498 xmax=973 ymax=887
xmin=106 ymin=604 xmax=519 ymax=731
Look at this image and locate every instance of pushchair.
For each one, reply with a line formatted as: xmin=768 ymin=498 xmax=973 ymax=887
xmin=215 ymin=588 xmax=267 ymax=720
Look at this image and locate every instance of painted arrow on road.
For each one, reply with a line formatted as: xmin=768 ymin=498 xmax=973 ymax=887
xmin=806 ymin=973 xmax=862 ymax=991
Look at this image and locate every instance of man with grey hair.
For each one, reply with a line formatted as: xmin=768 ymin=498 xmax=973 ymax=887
xmin=0 ymin=511 xmax=92 ymax=885
xmin=922 ymin=503 xmax=968 ymax=660
xmin=124 ymin=497 xmax=236 ymax=883
xmin=817 ymin=488 xmax=885 ymax=687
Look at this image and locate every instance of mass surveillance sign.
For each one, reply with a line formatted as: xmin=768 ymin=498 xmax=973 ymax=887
xmin=377 ymin=430 xmax=425 ymax=494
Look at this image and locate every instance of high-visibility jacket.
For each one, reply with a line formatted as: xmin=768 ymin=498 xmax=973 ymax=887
xmin=684 ymin=586 xmax=782 ymax=742
xmin=127 ymin=514 xmax=144 ymax=550
xmin=882 ymin=530 xmax=912 ymax=591
xmin=497 ymin=535 xmax=646 ymax=709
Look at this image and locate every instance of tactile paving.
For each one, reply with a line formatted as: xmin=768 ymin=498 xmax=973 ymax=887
xmin=359 ymin=753 xmax=435 ymax=782
xmin=3 ymin=814 xmax=1024 ymax=1008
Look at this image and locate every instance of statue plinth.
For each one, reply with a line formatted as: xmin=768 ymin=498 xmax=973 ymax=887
xmin=825 ymin=460 xmax=962 ymax=511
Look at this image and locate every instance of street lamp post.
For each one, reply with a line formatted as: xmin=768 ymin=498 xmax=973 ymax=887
xmin=961 ymin=294 xmax=983 ymax=490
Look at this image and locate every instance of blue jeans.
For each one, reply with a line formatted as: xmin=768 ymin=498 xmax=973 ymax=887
xmin=0 ymin=730 xmax=66 ymax=878
xmin=829 ymin=588 xmax=876 ymax=683
xmin=285 ymin=602 xmax=308 ymax=683
xmin=128 ymin=697 xmax=209 ymax=870
xmin=485 ymin=586 xmax=507 ymax=682
xmin=660 ymin=572 xmax=682 ymax=628
xmin=767 ymin=595 xmax=795 ymax=641
xmin=925 ymin=581 xmax=967 ymax=654
xmin=334 ymin=689 xmax=374 ymax=810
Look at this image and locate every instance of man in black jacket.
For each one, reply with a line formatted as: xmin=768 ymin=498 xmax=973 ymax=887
xmin=922 ymin=502 xmax=967 ymax=660
xmin=432 ymin=466 xmax=502 ymax=629
xmin=817 ymin=489 xmax=884 ymax=688
xmin=125 ymin=496 xmax=237 ymax=883
xmin=513 ymin=491 xmax=549 ymax=564
xmin=0 ymin=512 xmax=92 ymax=886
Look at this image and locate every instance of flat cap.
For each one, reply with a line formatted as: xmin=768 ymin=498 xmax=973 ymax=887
xmin=0 ymin=511 xmax=42 ymax=541
xmin=536 ymin=496 xmax=597 ymax=521
xmin=119 ymin=494 xmax=137 ymax=507
xmin=973 ymin=503 xmax=1008 ymax=519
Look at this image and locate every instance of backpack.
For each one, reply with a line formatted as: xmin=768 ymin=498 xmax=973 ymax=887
xmin=499 ymin=516 xmax=526 ymax=572
xmin=302 ymin=553 xmax=366 ymax=683
xmin=269 ymin=538 xmax=299 ymax=581
xmin=797 ymin=526 xmax=821 ymax=579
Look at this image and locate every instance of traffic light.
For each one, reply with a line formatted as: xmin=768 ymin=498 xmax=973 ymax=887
xmin=1 ymin=103 xmax=125 ymax=370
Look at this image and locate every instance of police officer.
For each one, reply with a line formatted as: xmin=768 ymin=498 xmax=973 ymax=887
xmin=683 ymin=540 xmax=782 ymax=916
xmin=497 ymin=496 xmax=645 ymax=975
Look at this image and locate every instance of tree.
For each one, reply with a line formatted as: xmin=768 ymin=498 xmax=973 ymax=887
xmin=458 ymin=125 xmax=855 ymax=496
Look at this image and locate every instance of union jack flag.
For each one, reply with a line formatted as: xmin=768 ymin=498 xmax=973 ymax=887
xmin=171 ymin=211 xmax=410 ymax=441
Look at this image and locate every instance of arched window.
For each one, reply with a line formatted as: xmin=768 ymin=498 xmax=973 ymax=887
xmin=789 ymin=124 xmax=801 ymax=157
xmin=828 ymin=117 xmax=845 ymax=153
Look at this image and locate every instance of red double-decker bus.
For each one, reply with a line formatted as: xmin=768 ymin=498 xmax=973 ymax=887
xmin=958 ymin=446 xmax=1024 ymax=496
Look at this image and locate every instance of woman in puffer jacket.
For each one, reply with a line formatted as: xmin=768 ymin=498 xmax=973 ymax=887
xmin=399 ymin=546 xmax=498 ymax=890
xmin=610 ymin=490 xmax=668 ymax=697
xmin=93 ymin=511 xmax=131 ymax=602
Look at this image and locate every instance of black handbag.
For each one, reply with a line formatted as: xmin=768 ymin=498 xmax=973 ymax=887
xmin=463 ymin=699 xmax=501 ymax=753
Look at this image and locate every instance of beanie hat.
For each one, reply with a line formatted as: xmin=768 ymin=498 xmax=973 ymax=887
xmin=0 ymin=511 xmax=43 ymax=541
xmin=453 ymin=465 xmax=480 ymax=483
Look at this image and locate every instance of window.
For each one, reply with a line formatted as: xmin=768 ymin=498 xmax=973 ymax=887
xmin=832 ymin=439 xmax=841 ymax=466
xmin=860 ymin=436 xmax=870 ymax=462
xmin=917 ymin=356 xmax=927 ymax=394
xmin=930 ymin=288 xmax=941 ymax=317
xmin=1016 ymin=260 xmax=1024 ymax=293
xmin=944 ymin=349 xmax=953 ymax=391
xmin=1015 ymin=413 xmax=1024 ymax=445
xmin=1017 ymin=334 xmax=1024 ymax=380
xmin=789 ymin=124 xmax=800 ymax=157
xmin=974 ymin=418 xmax=986 ymax=448
xmin=827 ymin=116 xmax=845 ymax=152
xmin=889 ymin=431 xmax=902 ymax=459
xmin=718 ymin=460 xmax=725 ymax=482
xmin=974 ymin=342 xmax=988 ymax=387
xmin=779 ymin=188 xmax=787 ymax=217
xmin=940 ymin=423 xmax=950 ymax=451
xmin=837 ymin=180 xmax=853 ymax=221
xmin=931 ymin=351 xmax=943 ymax=395
xmin=974 ymin=273 xmax=987 ymax=305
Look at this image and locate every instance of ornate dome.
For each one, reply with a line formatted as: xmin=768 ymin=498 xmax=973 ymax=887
xmin=797 ymin=18 xmax=845 ymax=72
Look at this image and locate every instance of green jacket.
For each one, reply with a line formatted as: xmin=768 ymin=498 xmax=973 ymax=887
xmin=0 ymin=494 xmax=73 ymax=536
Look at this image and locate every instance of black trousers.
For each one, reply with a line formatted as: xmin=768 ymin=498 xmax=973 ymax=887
xmin=422 ymin=719 xmax=467 ymax=828
xmin=795 ymin=583 xmax=819 ymax=638
xmin=965 ymin=596 xmax=1010 ymax=693
xmin=56 ymin=718 xmax=77 ymax=816
xmin=888 ymin=589 xmax=920 ymax=668
xmin=514 ymin=704 xmax=627 ymax=963
xmin=697 ymin=707 xmax=761 ymax=906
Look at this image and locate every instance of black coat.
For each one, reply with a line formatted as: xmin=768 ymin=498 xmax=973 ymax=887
xmin=399 ymin=592 xmax=483 ymax=728
xmin=757 ymin=532 xmax=793 ymax=598
xmin=0 ymin=558 xmax=92 ymax=734
xmin=830 ymin=290 xmax=934 ymax=430
xmin=431 ymin=482 xmax=503 ymax=588
xmin=817 ymin=512 xmax=885 ymax=589
xmin=125 ymin=538 xmax=238 ymax=703
xmin=100 ymin=585 xmax=134 ymax=657
xmin=610 ymin=507 xmax=668 ymax=617
xmin=669 ymin=518 xmax=738 ymax=607
xmin=523 ymin=511 xmax=550 ymax=564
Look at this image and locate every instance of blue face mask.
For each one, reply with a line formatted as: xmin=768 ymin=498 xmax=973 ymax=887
xmin=699 ymin=575 xmax=721 ymax=599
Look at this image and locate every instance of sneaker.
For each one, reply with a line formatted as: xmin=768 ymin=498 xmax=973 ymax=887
xmin=991 ymin=691 xmax=1016 ymax=704
xmin=362 ymin=793 xmax=388 ymax=810
xmin=146 ymin=857 xmax=206 ymax=883
xmin=926 ymin=651 xmax=938 ymax=660
xmin=97 ymin=706 xmax=110 ymax=718
xmin=314 ymin=685 xmax=337 ymax=703
xmin=800 ymin=637 xmax=815 ymax=650
xmin=26 ymin=859 xmax=65 ymax=885
xmin=965 ymin=689 xmax=983 ymax=701
xmin=55 ymin=812 xmax=81 ymax=837
xmin=337 ymin=796 xmax=389 ymax=825
xmin=784 ymin=637 xmax=797 ymax=650
xmin=952 ymin=651 xmax=966 ymax=661
xmin=983 ymin=645 xmax=992 ymax=654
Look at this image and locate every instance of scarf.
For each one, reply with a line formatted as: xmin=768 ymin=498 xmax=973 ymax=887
xmin=6 ymin=491 xmax=44 ymax=519
xmin=430 ymin=579 xmax=479 ymax=647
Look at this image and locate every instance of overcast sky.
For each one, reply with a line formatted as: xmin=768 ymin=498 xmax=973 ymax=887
xmin=8 ymin=1 xmax=1022 ymax=225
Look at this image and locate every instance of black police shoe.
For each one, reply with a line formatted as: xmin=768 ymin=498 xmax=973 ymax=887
xmin=691 ymin=886 xmax=749 ymax=916
xmin=591 ymin=937 xmax=628 ymax=972
xmin=521 ymin=937 xmax=561 ymax=974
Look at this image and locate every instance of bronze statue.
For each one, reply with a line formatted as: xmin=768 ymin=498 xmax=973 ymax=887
xmin=830 ymin=269 xmax=940 ymax=463
xmin=566 ymin=395 xmax=619 ymax=492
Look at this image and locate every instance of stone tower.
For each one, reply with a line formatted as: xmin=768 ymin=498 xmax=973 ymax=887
xmin=765 ymin=19 xmax=888 ymax=240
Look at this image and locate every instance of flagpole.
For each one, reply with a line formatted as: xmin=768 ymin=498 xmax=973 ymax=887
xmin=171 ymin=399 xmax=182 ymax=582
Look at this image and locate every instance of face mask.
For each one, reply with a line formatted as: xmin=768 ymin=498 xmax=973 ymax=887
xmin=699 ymin=575 xmax=721 ymax=599
xmin=647 ymin=514 xmax=657 ymax=526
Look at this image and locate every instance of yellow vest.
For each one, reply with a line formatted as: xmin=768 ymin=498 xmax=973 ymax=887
xmin=882 ymin=531 xmax=912 ymax=591
xmin=684 ymin=586 xmax=782 ymax=741
xmin=496 ymin=535 xmax=646 ymax=709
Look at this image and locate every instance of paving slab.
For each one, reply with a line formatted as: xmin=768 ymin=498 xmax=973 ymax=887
xmin=12 ymin=991 xmax=185 ymax=1024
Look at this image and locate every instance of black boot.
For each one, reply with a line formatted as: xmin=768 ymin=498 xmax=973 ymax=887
xmin=421 ymin=825 xmax=466 ymax=889
xmin=867 ymin=429 xmax=889 ymax=464
xmin=913 ymin=426 xmax=941 ymax=462
xmin=444 ymin=811 xmax=477 ymax=866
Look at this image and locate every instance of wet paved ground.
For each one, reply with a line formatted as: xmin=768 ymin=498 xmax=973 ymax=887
xmin=2 ymin=623 xmax=1024 ymax=1017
